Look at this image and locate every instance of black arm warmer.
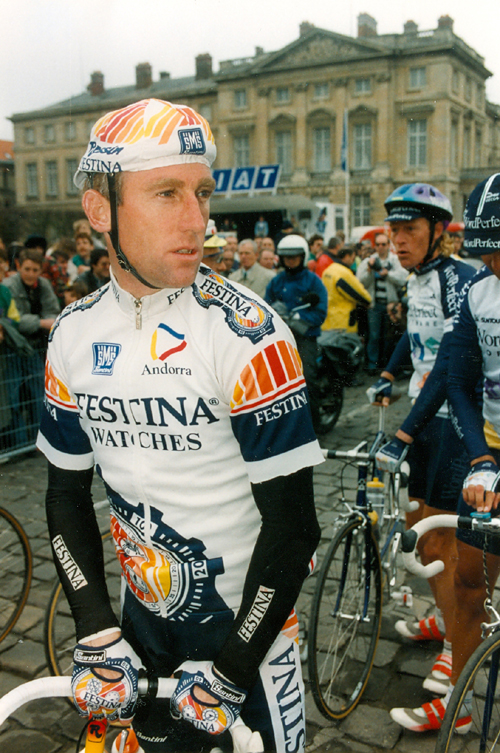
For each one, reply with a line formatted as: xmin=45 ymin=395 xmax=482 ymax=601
xmin=384 ymin=330 xmax=411 ymax=379
xmin=45 ymin=462 xmax=119 ymax=641
xmin=215 ymin=466 xmax=320 ymax=689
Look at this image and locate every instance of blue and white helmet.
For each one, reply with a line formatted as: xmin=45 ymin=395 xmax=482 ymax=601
xmin=463 ymin=173 xmax=500 ymax=256
xmin=384 ymin=184 xmax=452 ymax=225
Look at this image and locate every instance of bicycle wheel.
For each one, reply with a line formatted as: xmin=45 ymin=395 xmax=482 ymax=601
xmin=436 ymin=632 xmax=500 ymax=753
xmin=308 ymin=516 xmax=383 ymax=720
xmin=44 ymin=531 xmax=122 ymax=676
xmin=0 ymin=506 xmax=32 ymax=642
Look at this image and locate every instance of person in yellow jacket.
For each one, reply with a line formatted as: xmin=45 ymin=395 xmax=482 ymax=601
xmin=321 ymin=245 xmax=372 ymax=332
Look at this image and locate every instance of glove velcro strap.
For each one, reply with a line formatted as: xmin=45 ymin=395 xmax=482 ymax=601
xmin=209 ymin=677 xmax=246 ymax=705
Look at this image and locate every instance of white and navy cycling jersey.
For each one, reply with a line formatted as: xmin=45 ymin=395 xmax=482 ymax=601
xmin=385 ymin=255 xmax=475 ymax=430
xmin=37 ymin=266 xmax=323 ymax=623
xmin=448 ymin=265 xmax=500 ymax=460
xmin=405 ymin=256 xmax=474 ymax=407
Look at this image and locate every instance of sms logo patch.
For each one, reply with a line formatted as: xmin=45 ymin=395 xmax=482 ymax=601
xmin=151 ymin=323 xmax=187 ymax=361
xmin=92 ymin=343 xmax=122 ymax=375
xmin=178 ymin=127 xmax=206 ymax=155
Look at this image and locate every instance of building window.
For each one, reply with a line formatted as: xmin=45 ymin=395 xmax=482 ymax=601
xmin=199 ymin=104 xmax=212 ymax=121
xmin=234 ymin=89 xmax=247 ymax=110
xmin=313 ymin=82 xmax=328 ymax=100
xmin=452 ymin=69 xmax=459 ymax=94
xmin=407 ymin=119 xmax=427 ymax=167
xmin=355 ymin=78 xmax=371 ymax=94
xmin=465 ymin=77 xmax=472 ymax=101
xmin=409 ymin=67 xmax=426 ymax=89
xmin=475 ymin=128 xmax=482 ymax=167
xmin=463 ymin=126 xmax=471 ymax=168
xmin=24 ymin=127 xmax=35 ymax=145
xmin=450 ymin=121 xmax=458 ymax=168
xmin=26 ymin=163 xmax=38 ymax=198
xmin=65 ymin=122 xmax=76 ymax=141
xmin=66 ymin=159 xmax=78 ymax=195
xmin=275 ymin=131 xmax=293 ymax=175
xmin=44 ymin=124 xmax=55 ymax=143
xmin=353 ymin=123 xmax=372 ymax=169
xmin=46 ymin=161 xmax=58 ymax=196
xmin=476 ymin=84 xmax=483 ymax=108
xmin=234 ymin=134 xmax=250 ymax=167
xmin=313 ymin=127 xmax=331 ymax=173
xmin=353 ymin=194 xmax=370 ymax=226
xmin=276 ymin=87 xmax=290 ymax=103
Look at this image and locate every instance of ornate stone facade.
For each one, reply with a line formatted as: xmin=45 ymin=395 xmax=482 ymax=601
xmin=10 ymin=15 xmax=500 ymax=233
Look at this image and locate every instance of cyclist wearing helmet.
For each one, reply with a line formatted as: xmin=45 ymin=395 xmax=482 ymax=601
xmin=367 ymin=184 xmax=475 ymax=715
xmin=36 ymin=99 xmax=323 ymax=753
xmin=394 ymin=173 xmax=500 ymax=733
xmin=264 ymin=235 xmax=327 ymax=433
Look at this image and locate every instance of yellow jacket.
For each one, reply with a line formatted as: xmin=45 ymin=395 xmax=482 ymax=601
xmin=321 ymin=261 xmax=371 ymax=333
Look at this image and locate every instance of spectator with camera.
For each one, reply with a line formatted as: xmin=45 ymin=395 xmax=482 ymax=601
xmin=357 ymin=232 xmax=407 ymax=375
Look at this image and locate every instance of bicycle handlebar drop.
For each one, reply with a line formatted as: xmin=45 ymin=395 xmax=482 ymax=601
xmin=401 ymin=514 xmax=458 ymax=578
xmin=0 ymin=676 xmax=265 ymax=753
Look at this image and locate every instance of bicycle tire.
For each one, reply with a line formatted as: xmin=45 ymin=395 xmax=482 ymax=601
xmin=308 ymin=515 xmax=382 ymax=720
xmin=436 ymin=631 xmax=500 ymax=753
xmin=44 ymin=531 xmax=122 ymax=677
xmin=0 ymin=506 xmax=33 ymax=643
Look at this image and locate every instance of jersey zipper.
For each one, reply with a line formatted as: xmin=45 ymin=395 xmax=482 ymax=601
xmin=134 ymin=298 xmax=143 ymax=330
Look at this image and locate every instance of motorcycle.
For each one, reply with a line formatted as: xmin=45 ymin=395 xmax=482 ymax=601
xmin=270 ymin=299 xmax=364 ymax=435
xmin=315 ymin=329 xmax=364 ymax=433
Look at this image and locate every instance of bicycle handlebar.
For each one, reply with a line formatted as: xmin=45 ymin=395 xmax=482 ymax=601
xmin=0 ymin=676 xmax=264 ymax=753
xmin=401 ymin=515 xmax=500 ymax=578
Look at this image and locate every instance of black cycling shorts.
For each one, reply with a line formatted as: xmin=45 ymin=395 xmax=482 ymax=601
xmin=120 ymin=588 xmax=305 ymax=753
xmin=407 ymin=414 xmax=469 ymax=511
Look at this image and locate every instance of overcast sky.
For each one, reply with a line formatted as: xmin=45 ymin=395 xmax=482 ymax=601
xmin=2 ymin=0 xmax=499 ymax=142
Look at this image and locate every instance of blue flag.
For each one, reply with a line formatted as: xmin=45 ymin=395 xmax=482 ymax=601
xmin=341 ymin=110 xmax=348 ymax=172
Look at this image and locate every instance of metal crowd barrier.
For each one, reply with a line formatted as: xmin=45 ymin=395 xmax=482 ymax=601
xmin=0 ymin=343 xmax=46 ymax=463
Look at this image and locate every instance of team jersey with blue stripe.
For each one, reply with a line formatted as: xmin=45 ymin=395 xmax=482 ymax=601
xmin=405 ymin=256 xmax=475 ymax=410
xmin=37 ymin=266 xmax=323 ymax=622
xmin=448 ymin=265 xmax=500 ymax=460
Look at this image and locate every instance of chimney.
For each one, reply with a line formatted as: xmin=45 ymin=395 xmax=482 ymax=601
xmin=195 ymin=54 xmax=213 ymax=80
xmin=404 ymin=20 xmax=418 ymax=35
xmin=300 ymin=22 xmax=315 ymax=37
xmin=358 ymin=13 xmax=377 ymax=38
xmin=159 ymin=71 xmax=170 ymax=80
xmin=136 ymin=63 xmax=152 ymax=89
xmin=87 ymin=71 xmax=104 ymax=96
xmin=255 ymin=46 xmax=264 ymax=57
xmin=437 ymin=15 xmax=454 ymax=32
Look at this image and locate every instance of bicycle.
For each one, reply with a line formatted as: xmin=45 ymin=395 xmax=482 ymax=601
xmin=307 ymin=406 xmax=415 ymax=720
xmin=0 ymin=505 xmax=32 ymax=642
xmin=401 ymin=513 xmax=500 ymax=753
xmin=0 ymin=674 xmax=264 ymax=753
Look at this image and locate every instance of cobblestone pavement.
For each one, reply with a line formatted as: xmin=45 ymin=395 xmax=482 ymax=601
xmin=0 ymin=375 xmax=455 ymax=753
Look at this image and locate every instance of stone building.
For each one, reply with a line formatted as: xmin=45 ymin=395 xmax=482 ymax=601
xmin=10 ymin=14 xmax=500 ymax=238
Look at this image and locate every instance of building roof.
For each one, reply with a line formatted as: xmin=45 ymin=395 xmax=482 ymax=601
xmin=9 ymin=16 xmax=494 ymax=122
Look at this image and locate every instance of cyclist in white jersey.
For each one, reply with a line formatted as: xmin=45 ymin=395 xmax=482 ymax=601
xmin=36 ymin=99 xmax=323 ymax=753
xmin=390 ymin=174 xmax=500 ymax=732
xmin=367 ymin=185 xmax=475 ymax=701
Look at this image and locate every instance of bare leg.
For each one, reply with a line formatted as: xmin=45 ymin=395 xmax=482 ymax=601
xmin=451 ymin=539 xmax=500 ymax=685
xmin=417 ymin=504 xmax=458 ymax=642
